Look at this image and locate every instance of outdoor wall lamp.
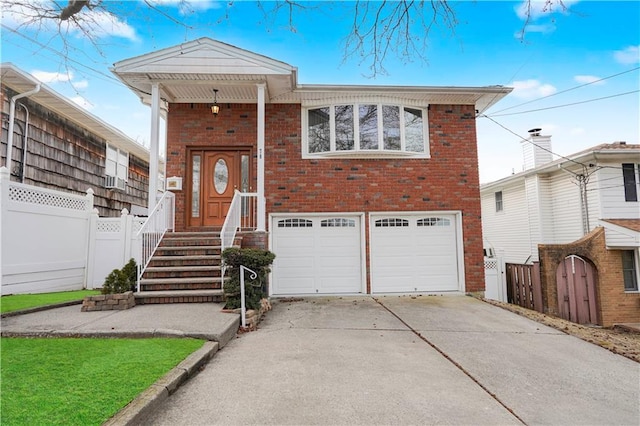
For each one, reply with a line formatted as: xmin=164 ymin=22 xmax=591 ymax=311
xmin=211 ymin=89 xmax=220 ymax=116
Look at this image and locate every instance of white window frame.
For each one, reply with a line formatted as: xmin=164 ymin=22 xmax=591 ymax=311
xmin=105 ymin=144 xmax=129 ymax=189
xmin=302 ymin=102 xmax=430 ymax=159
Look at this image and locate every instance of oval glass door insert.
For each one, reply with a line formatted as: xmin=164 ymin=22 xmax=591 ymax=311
xmin=214 ymin=158 xmax=229 ymax=194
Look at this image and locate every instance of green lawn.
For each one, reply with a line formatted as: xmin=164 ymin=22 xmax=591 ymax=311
xmin=0 ymin=290 xmax=100 ymax=313
xmin=1 ymin=337 xmax=205 ymax=425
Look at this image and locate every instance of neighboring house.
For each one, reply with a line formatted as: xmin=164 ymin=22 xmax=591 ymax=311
xmin=481 ymin=130 xmax=640 ymax=325
xmin=1 ymin=63 xmax=153 ymax=216
xmin=112 ymin=37 xmax=511 ymax=296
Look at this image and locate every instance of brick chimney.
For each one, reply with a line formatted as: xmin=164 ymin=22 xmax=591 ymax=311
xmin=521 ymin=128 xmax=553 ymax=171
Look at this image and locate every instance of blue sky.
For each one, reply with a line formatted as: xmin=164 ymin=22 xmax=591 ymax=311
xmin=1 ymin=0 xmax=639 ymax=183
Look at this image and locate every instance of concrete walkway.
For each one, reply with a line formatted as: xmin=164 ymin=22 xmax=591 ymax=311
xmin=1 ymin=303 xmax=239 ymax=346
xmin=143 ymin=295 xmax=640 ymax=425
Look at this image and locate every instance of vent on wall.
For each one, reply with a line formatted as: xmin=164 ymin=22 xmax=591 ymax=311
xmin=105 ymin=175 xmax=126 ymax=190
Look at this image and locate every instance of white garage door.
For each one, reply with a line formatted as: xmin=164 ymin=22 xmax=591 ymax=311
xmin=271 ymin=216 xmax=363 ymax=295
xmin=370 ymin=214 xmax=460 ymax=293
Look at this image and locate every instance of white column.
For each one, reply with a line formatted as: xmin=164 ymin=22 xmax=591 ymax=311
xmin=148 ymin=83 xmax=161 ymax=212
xmin=256 ymin=83 xmax=266 ymax=231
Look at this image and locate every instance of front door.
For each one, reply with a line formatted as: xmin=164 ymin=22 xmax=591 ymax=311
xmin=188 ymin=149 xmax=250 ymax=228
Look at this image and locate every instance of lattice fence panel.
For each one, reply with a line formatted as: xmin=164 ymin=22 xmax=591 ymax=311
xmin=8 ymin=185 xmax=88 ymax=211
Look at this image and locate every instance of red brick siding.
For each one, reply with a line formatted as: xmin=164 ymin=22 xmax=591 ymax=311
xmin=166 ymin=102 xmax=484 ymax=293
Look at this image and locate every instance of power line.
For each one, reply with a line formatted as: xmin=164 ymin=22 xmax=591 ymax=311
xmin=0 ymin=23 xmax=121 ymax=84
xmin=478 ymin=114 xmax=588 ymax=168
xmin=488 ymin=90 xmax=640 ymax=117
xmin=490 ymin=66 xmax=640 ymax=115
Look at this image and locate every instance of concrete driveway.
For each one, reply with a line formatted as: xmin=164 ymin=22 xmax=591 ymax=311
xmin=144 ymin=295 xmax=639 ymax=425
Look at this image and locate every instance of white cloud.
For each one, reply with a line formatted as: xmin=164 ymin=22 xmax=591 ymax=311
xmin=510 ymin=79 xmax=557 ymax=99
xmin=31 ymin=70 xmax=73 ymax=83
xmin=71 ymin=96 xmax=94 ymax=111
xmin=72 ymin=80 xmax=89 ymax=90
xmin=515 ymin=0 xmax=580 ymax=21
xmin=614 ymin=45 xmax=640 ymax=64
xmin=1 ymin=2 xmax=137 ymax=41
xmin=573 ymin=75 xmax=604 ymax=85
xmin=147 ymin=0 xmax=222 ymax=14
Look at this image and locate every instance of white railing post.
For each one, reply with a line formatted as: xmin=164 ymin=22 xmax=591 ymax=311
xmin=85 ymin=208 xmax=99 ymax=289
xmin=0 ymin=167 xmax=8 ymax=290
xmin=121 ymin=208 xmax=132 ymax=263
xmin=239 ymin=265 xmax=257 ymax=328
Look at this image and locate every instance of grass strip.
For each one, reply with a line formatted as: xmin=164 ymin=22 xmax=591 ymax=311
xmin=1 ymin=337 xmax=205 ymax=425
xmin=0 ymin=290 xmax=101 ymax=313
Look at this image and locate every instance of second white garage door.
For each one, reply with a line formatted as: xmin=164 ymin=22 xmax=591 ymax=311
xmin=271 ymin=215 xmax=363 ymax=295
xmin=370 ymin=213 xmax=461 ymax=293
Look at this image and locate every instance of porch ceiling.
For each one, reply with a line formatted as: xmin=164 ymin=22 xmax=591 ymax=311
xmin=114 ymin=72 xmax=294 ymax=105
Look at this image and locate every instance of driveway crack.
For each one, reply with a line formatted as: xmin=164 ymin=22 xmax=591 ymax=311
xmin=374 ymin=298 xmax=527 ymax=426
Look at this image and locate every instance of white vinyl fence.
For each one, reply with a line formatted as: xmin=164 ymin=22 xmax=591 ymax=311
xmin=484 ymin=256 xmax=507 ymax=302
xmin=0 ymin=167 xmax=153 ymax=295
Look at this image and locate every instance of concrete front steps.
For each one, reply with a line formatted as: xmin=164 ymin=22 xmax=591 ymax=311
xmin=135 ymin=231 xmax=238 ymax=305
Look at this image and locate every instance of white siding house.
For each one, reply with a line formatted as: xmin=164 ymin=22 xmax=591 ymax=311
xmin=481 ymin=133 xmax=640 ymax=265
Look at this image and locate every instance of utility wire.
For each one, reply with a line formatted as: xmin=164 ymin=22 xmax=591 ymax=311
xmin=478 ymin=114 xmax=587 ymax=168
xmin=0 ymin=23 xmax=121 ymax=84
xmin=490 ymin=66 xmax=640 ymax=115
xmin=488 ymin=90 xmax=640 ymax=117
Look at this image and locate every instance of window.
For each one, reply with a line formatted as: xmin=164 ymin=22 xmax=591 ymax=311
xmin=105 ymin=144 xmax=128 ymax=190
xmin=375 ymin=218 xmax=409 ymax=227
xmin=622 ymin=250 xmax=639 ymax=292
xmin=622 ymin=163 xmax=638 ymax=202
xmin=278 ymin=218 xmax=313 ymax=228
xmin=321 ymin=218 xmax=356 ymax=227
xmin=417 ymin=217 xmax=451 ymax=227
xmin=495 ymin=191 xmax=503 ymax=212
xmin=304 ymin=103 xmax=428 ymax=157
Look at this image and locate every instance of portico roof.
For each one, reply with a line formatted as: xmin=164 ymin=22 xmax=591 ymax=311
xmin=111 ymin=37 xmax=512 ymax=113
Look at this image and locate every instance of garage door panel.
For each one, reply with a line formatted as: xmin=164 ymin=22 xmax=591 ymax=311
xmin=272 ymin=216 xmax=362 ymax=295
xmin=371 ymin=214 xmax=460 ymax=293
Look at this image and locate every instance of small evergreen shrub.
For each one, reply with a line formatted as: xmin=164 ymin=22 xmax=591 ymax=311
xmin=222 ymin=248 xmax=275 ymax=310
xmin=101 ymin=258 xmax=137 ymax=294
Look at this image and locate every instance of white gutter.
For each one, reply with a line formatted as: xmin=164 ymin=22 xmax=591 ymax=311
xmin=5 ymin=83 xmax=41 ymax=171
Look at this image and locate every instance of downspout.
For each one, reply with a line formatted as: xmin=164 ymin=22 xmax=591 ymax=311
xmin=17 ymin=103 xmax=30 ymax=183
xmin=5 ymin=84 xmax=41 ymax=173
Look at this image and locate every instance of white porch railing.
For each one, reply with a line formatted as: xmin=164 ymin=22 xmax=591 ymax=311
xmin=221 ymin=190 xmax=258 ymax=252
xmin=220 ymin=190 xmax=258 ymax=284
xmin=136 ymin=191 xmax=175 ymax=291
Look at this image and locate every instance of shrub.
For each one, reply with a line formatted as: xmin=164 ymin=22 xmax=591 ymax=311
xmin=222 ymin=248 xmax=275 ymax=310
xmin=101 ymin=258 xmax=137 ymax=294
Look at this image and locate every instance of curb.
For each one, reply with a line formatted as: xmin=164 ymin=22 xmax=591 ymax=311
xmin=103 ymin=341 xmax=219 ymax=426
xmin=1 ymin=300 xmax=83 ymax=318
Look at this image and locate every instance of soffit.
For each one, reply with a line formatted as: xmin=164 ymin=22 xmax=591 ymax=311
xmin=1 ymin=63 xmax=150 ymax=161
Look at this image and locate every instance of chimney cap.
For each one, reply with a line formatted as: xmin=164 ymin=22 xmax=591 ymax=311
xmin=528 ymin=128 xmax=542 ymax=136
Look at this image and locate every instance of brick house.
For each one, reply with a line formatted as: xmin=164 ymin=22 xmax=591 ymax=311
xmin=112 ymin=38 xmax=511 ymax=297
xmin=1 ymin=63 xmax=152 ymax=217
xmin=481 ymin=131 xmax=640 ymax=326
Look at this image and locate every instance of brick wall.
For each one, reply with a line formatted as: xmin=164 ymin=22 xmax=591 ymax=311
xmin=166 ymin=102 xmax=484 ymax=292
xmin=1 ymin=84 xmax=149 ymax=217
xmin=539 ymin=227 xmax=640 ymax=326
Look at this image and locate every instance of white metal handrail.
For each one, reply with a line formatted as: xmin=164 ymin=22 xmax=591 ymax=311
xmin=136 ymin=191 xmax=175 ymax=291
xmin=220 ymin=190 xmax=258 ymax=285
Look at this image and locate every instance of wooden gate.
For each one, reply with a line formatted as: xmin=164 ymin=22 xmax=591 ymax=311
xmin=506 ymin=263 xmax=543 ymax=312
xmin=556 ymin=255 xmax=598 ymax=324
